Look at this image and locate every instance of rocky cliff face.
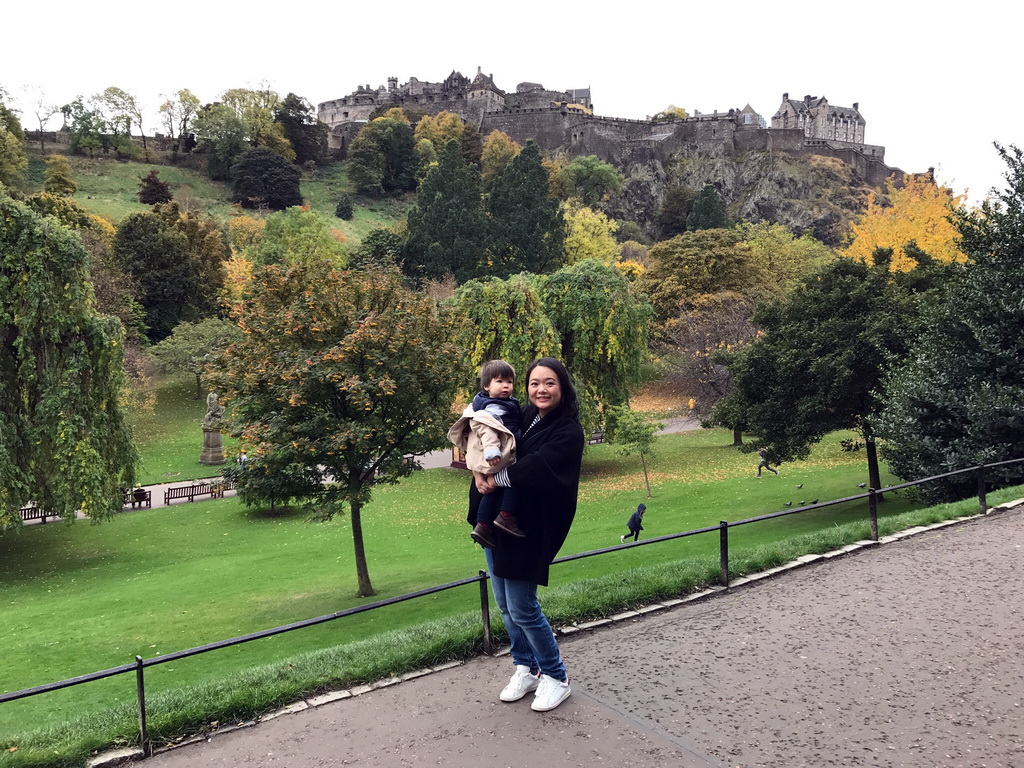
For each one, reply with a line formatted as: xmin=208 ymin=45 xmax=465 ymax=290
xmin=609 ymin=149 xmax=874 ymax=247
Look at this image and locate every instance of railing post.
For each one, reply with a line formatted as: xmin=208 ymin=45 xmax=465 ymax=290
xmin=977 ymin=463 xmax=987 ymax=515
xmin=478 ymin=570 xmax=493 ymax=655
xmin=719 ymin=521 xmax=729 ymax=587
xmin=135 ymin=655 xmax=150 ymax=757
xmin=868 ymin=488 xmax=879 ymax=541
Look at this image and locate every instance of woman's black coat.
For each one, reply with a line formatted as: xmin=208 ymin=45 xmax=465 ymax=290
xmin=467 ymin=404 xmax=584 ymax=586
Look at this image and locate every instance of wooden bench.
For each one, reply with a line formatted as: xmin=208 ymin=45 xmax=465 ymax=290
xmin=164 ymin=480 xmax=233 ymax=505
xmin=19 ymin=506 xmax=55 ymax=523
xmin=588 ymin=431 xmax=606 ymax=445
xmin=122 ymin=489 xmax=152 ymax=509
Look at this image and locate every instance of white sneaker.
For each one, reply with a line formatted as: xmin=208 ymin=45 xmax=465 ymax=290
xmin=499 ymin=665 xmax=540 ymax=702
xmin=531 ymin=674 xmax=571 ymax=711
xmin=620 ymin=535 xmax=627 ymax=543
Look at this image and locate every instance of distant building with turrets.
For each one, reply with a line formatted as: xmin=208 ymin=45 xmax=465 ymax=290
xmin=317 ymin=71 xmax=903 ymax=187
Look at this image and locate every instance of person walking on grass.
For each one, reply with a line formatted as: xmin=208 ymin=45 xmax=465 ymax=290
xmin=756 ymin=448 xmax=779 ymax=477
xmin=474 ymin=358 xmax=584 ymax=713
xmin=620 ymin=503 xmax=646 ymax=543
xmin=447 ymin=360 xmax=526 ymax=550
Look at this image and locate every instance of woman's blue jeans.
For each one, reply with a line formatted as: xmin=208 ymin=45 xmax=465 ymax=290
xmin=484 ymin=549 xmax=566 ymax=681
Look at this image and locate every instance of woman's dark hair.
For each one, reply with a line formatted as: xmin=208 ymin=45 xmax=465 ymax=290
xmin=479 ymin=359 xmax=516 ymax=389
xmin=525 ymin=357 xmax=579 ymax=421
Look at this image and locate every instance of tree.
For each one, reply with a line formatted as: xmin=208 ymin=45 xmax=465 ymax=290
xmin=876 ymin=145 xmax=1024 ymax=501
xmin=113 ymin=211 xmax=195 ymax=341
xmin=452 ymin=273 xmax=561 ymax=389
xmin=335 ymin=194 xmax=354 ymax=220
xmin=21 ymin=86 xmax=60 ymax=152
xmin=736 ymin=221 xmax=833 ymax=295
xmin=404 ymin=140 xmax=488 ymax=283
xmin=158 ymin=89 xmax=201 ymax=150
xmin=346 ymin=116 xmax=417 ymax=197
xmin=215 ymin=264 xmax=464 ymax=596
xmin=480 ymin=130 xmax=521 ymax=191
xmin=0 ymin=101 xmax=27 ymax=189
xmin=554 ymin=155 xmax=623 ymax=207
xmin=637 ymin=228 xmax=765 ymax=331
xmin=413 ymin=111 xmax=465 ymax=154
xmin=350 ymin=227 xmax=404 ymax=270
xmin=657 ymin=185 xmax=697 ymax=238
xmin=152 ymin=201 xmax=230 ymax=318
xmin=840 ymin=174 xmax=968 ymax=271
xmin=727 ymin=255 xmax=950 ymax=490
xmin=193 ymin=103 xmax=248 ymax=180
xmin=220 ymin=86 xmax=294 ymax=161
xmin=486 ymin=141 xmax=565 ymax=277
xmin=63 ymin=97 xmax=107 ymax=157
xmin=541 ymin=259 xmax=652 ymax=432
xmin=138 ymin=168 xmax=172 ymax=204
xmin=95 ymin=86 xmax=147 ymax=151
xmin=274 ymin=92 xmax=328 ymax=166
xmin=651 ymin=105 xmax=689 ymax=122
xmin=605 ymin=406 xmax=664 ymax=498
xmin=41 ymin=153 xmax=76 ymax=197
xmin=1 ymin=195 xmax=137 ymax=528
xmin=687 ymin=183 xmax=728 ymax=231
xmin=149 ymin=318 xmax=241 ymax=399
xmin=253 ymin=206 xmax=347 ymax=267
xmin=563 ymin=203 xmax=619 ymax=265
xmin=231 ymin=148 xmax=303 ymax=210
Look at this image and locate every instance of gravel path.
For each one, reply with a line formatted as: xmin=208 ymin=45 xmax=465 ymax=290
xmin=123 ymin=505 xmax=1024 ymax=768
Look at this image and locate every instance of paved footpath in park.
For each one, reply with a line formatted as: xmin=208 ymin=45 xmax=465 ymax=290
xmin=118 ymin=502 xmax=1024 ymax=768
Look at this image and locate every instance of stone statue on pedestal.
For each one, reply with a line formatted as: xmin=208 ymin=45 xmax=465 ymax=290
xmin=199 ymin=391 xmax=227 ymax=465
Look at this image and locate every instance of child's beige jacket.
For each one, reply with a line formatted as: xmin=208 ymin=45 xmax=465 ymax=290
xmin=447 ymin=405 xmax=517 ymax=474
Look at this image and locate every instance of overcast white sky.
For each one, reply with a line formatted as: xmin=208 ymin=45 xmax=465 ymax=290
xmin=3 ymin=0 xmax=1017 ymax=205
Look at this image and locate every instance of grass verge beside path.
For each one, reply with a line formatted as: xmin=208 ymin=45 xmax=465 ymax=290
xmin=2 ymin=423 xmax=1004 ymax=767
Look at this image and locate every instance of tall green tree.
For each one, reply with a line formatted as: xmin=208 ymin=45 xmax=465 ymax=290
xmin=687 ymin=183 xmax=728 ymax=231
xmin=193 ymin=103 xmax=248 ymax=180
xmin=554 ymin=154 xmax=623 ymax=207
xmin=605 ymin=405 xmax=664 ymax=498
xmin=158 ymin=88 xmax=201 ymax=151
xmin=274 ymin=93 xmax=328 ymax=166
xmin=486 ymin=141 xmax=565 ymax=277
xmin=1 ymin=196 xmax=137 ymax=528
xmin=231 ymin=147 xmax=303 ymax=210
xmin=404 ymin=140 xmax=488 ymax=283
xmin=727 ymin=253 xmax=951 ymax=489
xmin=346 ymin=116 xmax=417 ymax=197
xmin=113 ymin=211 xmax=195 ymax=341
xmin=215 ymin=265 xmax=463 ymax=596
xmin=0 ymin=101 xmax=28 ymax=189
xmin=64 ymin=97 xmax=107 ymax=157
xmin=43 ymin=154 xmax=77 ymax=197
xmin=876 ymin=145 xmax=1024 ymax=501
xmin=253 ymin=206 xmax=347 ymax=267
xmin=542 ymin=259 xmax=652 ymax=431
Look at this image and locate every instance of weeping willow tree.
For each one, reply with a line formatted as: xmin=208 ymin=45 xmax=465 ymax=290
xmin=452 ymin=261 xmax=651 ymax=433
xmin=1 ymin=195 xmax=137 ymax=529
xmin=451 ymin=272 xmax=560 ymax=394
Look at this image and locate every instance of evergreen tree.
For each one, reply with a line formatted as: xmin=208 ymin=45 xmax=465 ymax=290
xmin=486 ymin=141 xmax=565 ymax=277
xmin=687 ymin=183 xmax=728 ymax=231
xmin=138 ymin=168 xmax=172 ymax=204
xmin=346 ymin=117 xmax=417 ymax=197
xmin=1 ymin=195 xmax=137 ymax=527
xmin=0 ymin=102 xmax=28 ymax=189
xmin=230 ymin=147 xmax=303 ymax=210
xmin=876 ymin=145 xmax=1024 ymax=500
xmin=43 ymin=154 xmax=78 ymax=197
xmin=274 ymin=93 xmax=328 ymax=166
xmin=404 ymin=140 xmax=488 ymax=283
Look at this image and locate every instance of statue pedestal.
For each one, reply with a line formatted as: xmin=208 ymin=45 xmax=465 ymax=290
xmin=200 ymin=427 xmax=226 ymax=465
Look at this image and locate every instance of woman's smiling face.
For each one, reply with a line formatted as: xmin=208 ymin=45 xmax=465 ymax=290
xmin=528 ymin=365 xmax=562 ymax=416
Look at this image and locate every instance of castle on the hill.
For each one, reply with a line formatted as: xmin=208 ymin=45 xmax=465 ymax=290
xmin=317 ymin=70 xmax=902 ymax=187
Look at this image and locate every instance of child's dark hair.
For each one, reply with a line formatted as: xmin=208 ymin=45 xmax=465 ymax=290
xmin=480 ymin=359 xmax=516 ymax=389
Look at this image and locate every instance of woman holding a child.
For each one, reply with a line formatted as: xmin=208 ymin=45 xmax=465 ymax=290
xmin=469 ymin=357 xmax=585 ymax=713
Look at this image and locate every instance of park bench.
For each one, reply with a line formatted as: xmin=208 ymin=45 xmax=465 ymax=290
xmin=19 ymin=506 xmax=55 ymax=523
xmin=588 ymin=431 xmax=606 ymax=444
xmin=122 ymin=488 xmax=152 ymax=509
xmin=163 ymin=479 xmax=233 ymax=505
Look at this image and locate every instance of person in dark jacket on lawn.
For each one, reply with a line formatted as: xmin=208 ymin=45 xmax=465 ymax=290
xmin=620 ymin=503 xmax=646 ymax=543
xmin=472 ymin=357 xmax=584 ymax=713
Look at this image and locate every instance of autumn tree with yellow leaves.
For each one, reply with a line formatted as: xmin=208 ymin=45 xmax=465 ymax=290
xmin=841 ymin=175 xmax=968 ymax=270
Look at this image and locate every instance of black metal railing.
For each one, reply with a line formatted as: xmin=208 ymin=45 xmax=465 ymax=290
xmin=3 ymin=458 xmax=1023 ymax=756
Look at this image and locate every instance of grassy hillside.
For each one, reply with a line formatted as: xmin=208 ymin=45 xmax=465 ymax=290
xmin=24 ymin=147 xmax=410 ymax=246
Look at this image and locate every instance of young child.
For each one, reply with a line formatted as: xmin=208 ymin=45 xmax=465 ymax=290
xmin=447 ymin=360 xmax=526 ymax=549
xmin=620 ymin=503 xmax=646 ymax=543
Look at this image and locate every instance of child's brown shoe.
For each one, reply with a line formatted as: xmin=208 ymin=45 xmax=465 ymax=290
xmin=471 ymin=523 xmax=496 ymax=549
xmin=493 ymin=512 xmax=526 ymax=538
